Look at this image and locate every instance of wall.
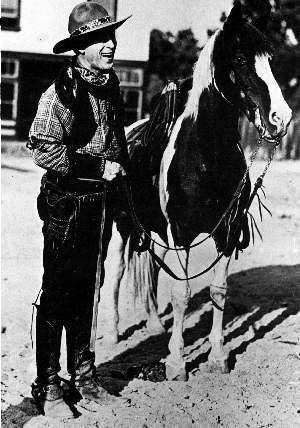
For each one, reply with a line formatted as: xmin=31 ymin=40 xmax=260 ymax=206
xmin=2 ymin=0 xmax=150 ymax=62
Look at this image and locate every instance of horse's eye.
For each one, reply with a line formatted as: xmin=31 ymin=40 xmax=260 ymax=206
xmin=234 ymin=55 xmax=247 ymax=65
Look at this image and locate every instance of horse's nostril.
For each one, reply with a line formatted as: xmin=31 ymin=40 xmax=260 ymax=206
xmin=270 ymin=111 xmax=280 ymax=123
xmin=269 ymin=111 xmax=283 ymax=131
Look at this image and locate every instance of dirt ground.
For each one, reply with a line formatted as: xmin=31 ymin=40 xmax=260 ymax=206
xmin=1 ymin=153 xmax=300 ymax=427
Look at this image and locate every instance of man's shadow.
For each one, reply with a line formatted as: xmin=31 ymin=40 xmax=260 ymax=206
xmin=2 ymin=264 xmax=299 ymax=427
xmin=1 ymin=164 xmax=33 ymax=173
xmin=1 ymin=398 xmax=39 ymax=428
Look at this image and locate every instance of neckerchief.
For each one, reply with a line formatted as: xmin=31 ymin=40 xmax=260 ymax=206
xmin=55 ymin=58 xmax=121 ymax=149
xmin=74 ymin=65 xmax=110 ymax=87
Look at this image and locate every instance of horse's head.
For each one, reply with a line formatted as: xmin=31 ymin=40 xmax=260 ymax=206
xmin=214 ymin=0 xmax=292 ymax=141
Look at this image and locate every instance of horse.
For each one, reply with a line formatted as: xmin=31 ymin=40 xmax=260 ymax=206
xmin=102 ymin=0 xmax=292 ymax=380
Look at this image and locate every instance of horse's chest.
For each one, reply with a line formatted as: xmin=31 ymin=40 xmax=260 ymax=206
xmin=158 ymin=116 xmax=215 ymax=224
xmin=158 ymin=115 xmax=185 ymax=222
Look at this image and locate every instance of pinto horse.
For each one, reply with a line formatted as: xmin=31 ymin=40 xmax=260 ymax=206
xmin=103 ymin=0 xmax=292 ymax=380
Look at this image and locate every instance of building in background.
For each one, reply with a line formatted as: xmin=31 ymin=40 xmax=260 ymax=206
xmin=2 ymin=0 xmax=150 ymax=140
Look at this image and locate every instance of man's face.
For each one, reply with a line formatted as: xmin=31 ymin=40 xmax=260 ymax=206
xmin=81 ymin=31 xmax=117 ymax=73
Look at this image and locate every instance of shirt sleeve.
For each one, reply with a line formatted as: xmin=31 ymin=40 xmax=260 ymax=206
xmin=30 ymin=138 xmax=71 ymax=176
xmin=28 ymin=86 xmax=73 ymax=176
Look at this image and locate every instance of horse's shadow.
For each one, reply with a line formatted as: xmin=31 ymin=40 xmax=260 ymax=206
xmin=118 ymin=320 xmax=147 ymax=342
xmin=96 ymin=263 xmax=300 ymax=395
xmin=186 ymin=264 xmax=300 ymax=372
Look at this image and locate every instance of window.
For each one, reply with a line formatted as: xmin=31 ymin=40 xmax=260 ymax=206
xmin=2 ymin=82 xmax=18 ymax=120
xmin=1 ymin=0 xmax=21 ymax=30
xmin=2 ymin=57 xmax=19 ymax=78
xmin=117 ymin=67 xmax=144 ymax=125
xmin=121 ymin=88 xmax=142 ymax=125
xmin=117 ymin=68 xmax=144 ymax=87
xmin=1 ymin=58 xmax=19 ymax=134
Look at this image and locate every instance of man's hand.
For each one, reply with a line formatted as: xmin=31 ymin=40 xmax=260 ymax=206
xmin=102 ymin=160 xmax=126 ymax=182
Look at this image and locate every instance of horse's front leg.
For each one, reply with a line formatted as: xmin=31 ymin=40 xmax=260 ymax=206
xmin=166 ymin=250 xmax=191 ymax=381
xmin=208 ymin=255 xmax=231 ymax=373
xmin=102 ymin=221 xmax=127 ymax=344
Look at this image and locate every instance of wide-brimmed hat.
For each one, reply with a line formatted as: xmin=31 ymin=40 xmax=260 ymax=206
xmin=53 ymin=1 xmax=131 ymax=54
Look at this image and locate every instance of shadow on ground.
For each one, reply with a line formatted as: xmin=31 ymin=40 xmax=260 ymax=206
xmin=1 ymin=164 xmax=33 ymax=173
xmin=96 ymin=264 xmax=300 ymax=394
xmin=1 ymin=398 xmax=40 ymax=428
xmin=2 ymin=264 xmax=299 ymax=427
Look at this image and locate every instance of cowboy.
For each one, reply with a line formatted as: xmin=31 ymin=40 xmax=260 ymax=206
xmin=27 ymin=1 xmax=131 ymax=419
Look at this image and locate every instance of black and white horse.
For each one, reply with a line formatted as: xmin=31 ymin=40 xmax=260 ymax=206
xmin=102 ymin=0 xmax=292 ymax=380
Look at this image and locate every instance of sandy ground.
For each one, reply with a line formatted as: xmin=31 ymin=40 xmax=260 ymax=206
xmin=1 ymin=153 xmax=300 ymax=427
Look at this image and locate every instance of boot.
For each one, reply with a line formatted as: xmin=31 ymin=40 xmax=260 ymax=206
xmin=63 ymin=367 xmax=115 ymax=412
xmin=65 ymin=320 xmax=113 ymax=408
xmin=33 ymin=308 xmax=74 ymax=418
xmin=74 ymin=367 xmax=114 ymax=405
xmin=35 ymin=307 xmax=63 ymax=386
xmin=32 ymin=379 xmax=75 ymax=419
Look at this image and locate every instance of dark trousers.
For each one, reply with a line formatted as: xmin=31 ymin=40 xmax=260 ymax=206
xmin=36 ymin=175 xmax=113 ymax=385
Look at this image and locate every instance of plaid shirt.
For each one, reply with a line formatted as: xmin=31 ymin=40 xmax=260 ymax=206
xmin=28 ymin=83 xmax=126 ymax=176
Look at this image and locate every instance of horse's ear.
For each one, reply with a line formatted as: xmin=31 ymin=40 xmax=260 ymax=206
xmin=240 ymin=0 xmax=271 ymax=32
xmin=224 ymin=0 xmax=271 ymax=34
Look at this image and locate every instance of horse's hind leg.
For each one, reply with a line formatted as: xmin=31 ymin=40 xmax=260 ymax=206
xmin=102 ymin=222 xmax=127 ymax=344
xmin=146 ymin=240 xmax=167 ymax=335
xmin=208 ymin=255 xmax=231 ymax=373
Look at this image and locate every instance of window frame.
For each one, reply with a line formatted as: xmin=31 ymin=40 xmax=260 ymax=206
xmin=117 ymin=68 xmax=144 ymax=88
xmin=1 ymin=58 xmax=20 ymax=127
xmin=121 ymin=87 xmax=143 ymax=124
xmin=2 ymin=57 xmax=20 ymax=78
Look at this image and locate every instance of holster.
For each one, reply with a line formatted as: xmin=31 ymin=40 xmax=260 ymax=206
xmin=37 ymin=173 xmax=78 ymax=251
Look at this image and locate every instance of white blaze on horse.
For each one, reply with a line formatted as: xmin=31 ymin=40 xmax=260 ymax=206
xmin=102 ymin=0 xmax=292 ymax=380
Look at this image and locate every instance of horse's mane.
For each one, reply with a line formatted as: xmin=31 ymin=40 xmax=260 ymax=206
xmin=125 ymin=31 xmax=220 ymax=176
xmin=184 ymin=30 xmax=220 ymax=121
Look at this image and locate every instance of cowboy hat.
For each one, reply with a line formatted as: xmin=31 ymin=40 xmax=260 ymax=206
xmin=53 ymin=1 xmax=131 ymax=54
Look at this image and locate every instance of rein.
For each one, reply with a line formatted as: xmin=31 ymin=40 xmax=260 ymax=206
xmin=124 ymin=134 xmax=276 ymax=252
xmin=123 ymin=136 xmax=279 ymax=281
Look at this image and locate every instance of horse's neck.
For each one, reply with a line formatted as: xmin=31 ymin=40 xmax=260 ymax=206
xmin=196 ymin=88 xmax=239 ymax=151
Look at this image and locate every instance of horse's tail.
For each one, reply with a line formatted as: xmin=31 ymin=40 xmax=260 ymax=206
xmin=123 ymin=238 xmax=159 ymax=317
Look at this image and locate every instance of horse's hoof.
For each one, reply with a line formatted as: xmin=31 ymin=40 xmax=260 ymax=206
xmin=207 ymin=356 xmax=229 ymax=374
xmin=165 ymin=359 xmax=187 ymax=381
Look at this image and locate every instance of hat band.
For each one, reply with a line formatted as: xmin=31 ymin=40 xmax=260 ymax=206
xmin=71 ymin=16 xmax=112 ymax=37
